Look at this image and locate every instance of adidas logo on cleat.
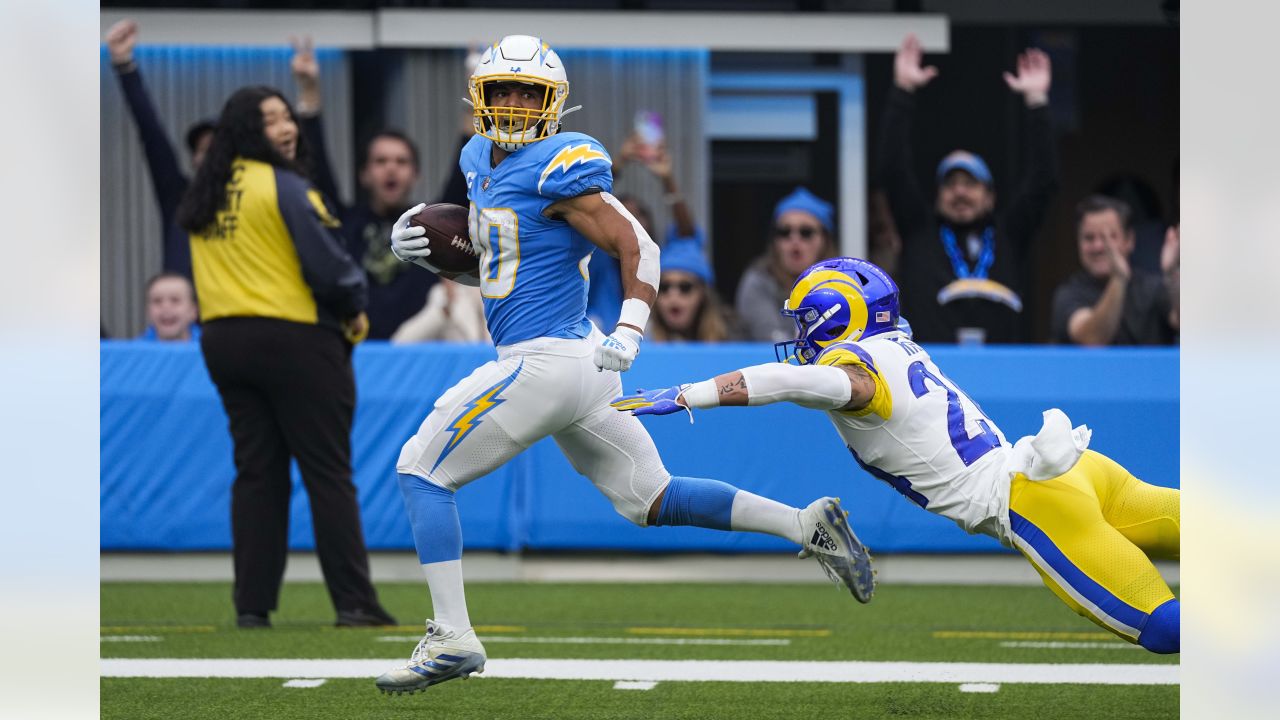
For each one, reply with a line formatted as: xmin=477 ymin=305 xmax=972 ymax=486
xmin=810 ymin=523 xmax=839 ymax=553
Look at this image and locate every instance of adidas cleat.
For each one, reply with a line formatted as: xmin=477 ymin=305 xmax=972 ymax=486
xmin=375 ymin=620 xmax=486 ymax=695
xmin=799 ymin=497 xmax=876 ymax=603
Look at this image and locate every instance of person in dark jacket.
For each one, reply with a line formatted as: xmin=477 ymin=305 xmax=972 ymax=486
xmin=1051 ymin=196 xmax=1179 ymax=346
xmin=292 ymin=37 xmax=471 ymax=339
xmin=877 ymin=34 xmax=1059 ymax=344
xmin=177 ymin=85 xmax=395 ymax=630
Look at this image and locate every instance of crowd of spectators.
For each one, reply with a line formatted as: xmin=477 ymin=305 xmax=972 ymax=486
xmin=106 ymin=23 xmax=1178 ymax=349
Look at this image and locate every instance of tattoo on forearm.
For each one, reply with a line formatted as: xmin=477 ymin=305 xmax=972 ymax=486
xmin=718 ymin=377 xmax=746 ymax=396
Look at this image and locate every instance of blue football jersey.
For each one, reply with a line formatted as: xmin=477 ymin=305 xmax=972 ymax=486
xmin=459 ymin=131 xmax=614 ymax=346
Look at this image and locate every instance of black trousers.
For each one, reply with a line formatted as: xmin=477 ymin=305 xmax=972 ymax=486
xmin=202 ymin=317 xmax=382 ymax=616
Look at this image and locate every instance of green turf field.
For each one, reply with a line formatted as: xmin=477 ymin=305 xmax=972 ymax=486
xmin=101 ymin=580 xmax=1178 ymax=719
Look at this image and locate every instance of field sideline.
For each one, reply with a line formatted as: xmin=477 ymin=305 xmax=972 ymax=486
xmin=101 ymin=579 xmax=1178 ymax=719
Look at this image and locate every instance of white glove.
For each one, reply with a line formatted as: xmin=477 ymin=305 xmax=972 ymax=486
xmin=390 ymin=203 xmax=433 ymax=262
xmin=389 ymin=203 xmax=480 ymax=287
xmin=594 ymin=326 xmax=642 ymax=372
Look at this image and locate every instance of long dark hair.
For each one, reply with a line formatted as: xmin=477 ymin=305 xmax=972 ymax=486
xmin=177 ymin=86 xmax=311 ymax=233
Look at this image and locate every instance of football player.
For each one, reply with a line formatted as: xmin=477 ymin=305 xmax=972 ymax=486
xmin=613 ymin=257 xmax=1180 ymax=654
xmin=376 ymin=36 xmax=875 ymax=695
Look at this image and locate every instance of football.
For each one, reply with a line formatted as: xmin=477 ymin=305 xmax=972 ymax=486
xmin=409 ymin=203 xmax=479 ymax=275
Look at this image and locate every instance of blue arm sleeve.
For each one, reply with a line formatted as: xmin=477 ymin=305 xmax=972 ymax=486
xmin=274 ymin=168 xmax=368 ymax=319
xmin=115 ymin=67 xmax=188 ymax=223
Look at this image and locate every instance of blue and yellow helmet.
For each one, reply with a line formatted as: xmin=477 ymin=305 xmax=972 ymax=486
xmin=774 ymin=258 xmax=901 ymax=364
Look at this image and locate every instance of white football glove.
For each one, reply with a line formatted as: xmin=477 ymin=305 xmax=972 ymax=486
xmin=388 ymin=202 xmax=482 ymax=288
xmin=594 ymin=326 xmax=643 ymax=373
xmin=390 ymin=203 xmax=433 ymax=262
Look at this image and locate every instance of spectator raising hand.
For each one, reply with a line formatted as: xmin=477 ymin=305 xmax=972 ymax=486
xmin=105 ymin=18 xmax=138 ymax=67
xmin=1003 ymin=49 xmax=1052 ymax=108
xmin=1050 ymin=196 xmax=1177 ymax=346
xmin=894 ymin=33 xmax=939 ymax=92
xmin=875 ymin=33 xmax=1059 ymax=344
xmin=290 ymin=35 xmax=321 ymax=116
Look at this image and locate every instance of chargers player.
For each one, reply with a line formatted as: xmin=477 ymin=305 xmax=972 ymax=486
xmin=614 ymin=257 xmax=1181 ymax=654
xmin=375 ymin=36 xmax=875 ymax=695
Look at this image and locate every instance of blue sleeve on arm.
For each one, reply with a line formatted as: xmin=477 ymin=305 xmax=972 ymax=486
xmin=274 ymin=168 xmax=368 ymax=319
xmin=115 ymin=67 xmax=188 ymax=222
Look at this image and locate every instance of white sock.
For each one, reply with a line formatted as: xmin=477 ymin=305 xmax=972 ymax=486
xmin=729 ymin=491 xmax=803 ymax=545
xmin=421 ymin=559 xmax=471 ymax=631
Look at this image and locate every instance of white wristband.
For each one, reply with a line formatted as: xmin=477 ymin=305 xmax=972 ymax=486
xmin=678 ymin=380 xmax=719 ymax=409
xmin=618 ymin=297 xmax=651 ymax=334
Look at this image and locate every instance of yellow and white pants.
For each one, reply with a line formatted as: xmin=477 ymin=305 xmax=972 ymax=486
xmin=1008 ymin=450 xmax=1180 ymax=651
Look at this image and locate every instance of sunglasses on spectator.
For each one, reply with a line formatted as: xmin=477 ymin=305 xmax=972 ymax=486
xmin=774 ymin=225 xmax=821 ymax=239
xmin=659 ymin=280 xmax=699 ymax=295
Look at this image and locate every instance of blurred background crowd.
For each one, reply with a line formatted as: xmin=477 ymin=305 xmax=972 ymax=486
xmin=101 ymin=1 xmax=1179 ymax=350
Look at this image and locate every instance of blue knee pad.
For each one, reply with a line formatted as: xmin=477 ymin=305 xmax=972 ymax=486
xmin=1138 ymin=598 xmax=1179 ymax=654
xmin=397 ymin=473 xmax=462 ymax=565
xmin=654 ymin=477 xmax=737 ymax=530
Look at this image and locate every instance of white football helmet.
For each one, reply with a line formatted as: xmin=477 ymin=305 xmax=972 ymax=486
xmin=467 ymin=35 xmax=578 ymax=151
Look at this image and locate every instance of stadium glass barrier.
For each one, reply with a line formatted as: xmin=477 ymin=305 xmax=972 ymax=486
xmin=101 ymin=341 xmax=1178 ymax=554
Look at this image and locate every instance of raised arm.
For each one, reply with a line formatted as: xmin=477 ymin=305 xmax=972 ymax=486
xmin=611 ymin=361 xmax=876 ymax=417
xmin=106 ymin=20 xmax=188 ymax=222
xmin=290 ymin=36 xmax=342 ymax=208
xmin=876 ymin=34 xmax=937 ymax=236
xmin=549 ymin=191 xmax=660 ymax=372
xmin=1002 ymin=48 xmax=1059 ymax=255
xmin=620 ymin=133 xmax=697 ymax=239
xmin=1062 ymin=236 xmax=1130 ymax=346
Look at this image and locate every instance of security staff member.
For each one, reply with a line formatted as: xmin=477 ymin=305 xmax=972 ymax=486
xmin=177 ymin=86 xmax=395 ymax=629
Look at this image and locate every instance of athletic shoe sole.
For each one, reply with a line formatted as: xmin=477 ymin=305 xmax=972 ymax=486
xmin=376 ymin=653 xmax=486 ymax=695
xmin=823 ymin=499 xmax=876 ymax=604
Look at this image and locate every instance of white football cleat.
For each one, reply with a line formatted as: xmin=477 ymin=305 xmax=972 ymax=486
xmin=375 ymin=620 xmax=487 ymax=695
xmin=798 ymin=497 xmax=876 ymax=603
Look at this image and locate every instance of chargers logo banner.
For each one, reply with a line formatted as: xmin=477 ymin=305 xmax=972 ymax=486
xmin=538 ymin=144 xmax=607 ymax=194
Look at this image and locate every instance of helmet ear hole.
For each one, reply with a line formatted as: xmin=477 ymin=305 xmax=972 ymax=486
xmin=826 ymin=324 xmax=847 ymax=339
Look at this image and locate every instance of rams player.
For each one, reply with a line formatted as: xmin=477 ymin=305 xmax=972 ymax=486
xmin=376 ymin=36 xmax=875 ymax=695
xmin=614 ymin=257 xmax=1180 ymax=654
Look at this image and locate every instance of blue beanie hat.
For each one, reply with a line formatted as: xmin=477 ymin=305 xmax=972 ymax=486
xmin=772 ymin=186 xmax=834 ymax=232
xmin=660 ymin=238 xmax=713 ymax=284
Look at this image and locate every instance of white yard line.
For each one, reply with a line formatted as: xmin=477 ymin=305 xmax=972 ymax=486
xmin=958 ymin=683 xmax=1001 ymax=693
xmin=100 ymin=636 xmax=163 ymax=643
xmin=282 ymin=679 xmax=326 ymax=688
xmin=614 ymin=681 xmax=658 ymax=690
xmin=101 ymin=658 xmax=1178 ymax=685
xmin=375 ymin=635 xmax=790 ymax=647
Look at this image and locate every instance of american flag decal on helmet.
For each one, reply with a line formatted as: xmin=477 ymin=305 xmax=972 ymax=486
xmin=876 ymin=311 xmax=891 ymax=323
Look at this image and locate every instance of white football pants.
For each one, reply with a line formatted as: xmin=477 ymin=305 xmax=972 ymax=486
xmin=397 ymin=330 xmax=671 ymax=526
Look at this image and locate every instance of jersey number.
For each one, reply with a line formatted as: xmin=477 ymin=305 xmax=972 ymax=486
xmin=469 ymin=205 xmax=520 ymax=298
xmin=907 ymin=361 xmax=1001 ymax=466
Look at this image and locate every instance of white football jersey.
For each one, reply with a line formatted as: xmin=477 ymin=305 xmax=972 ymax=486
xmin=814 ymin=331 xmax=1013 ymax=542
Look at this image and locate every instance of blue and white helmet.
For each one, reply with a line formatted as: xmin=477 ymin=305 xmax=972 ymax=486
xmin=468 ymin=35 xmax=574 ymax=151
xmin=774 ymin=257 xmax=902 ymax=364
